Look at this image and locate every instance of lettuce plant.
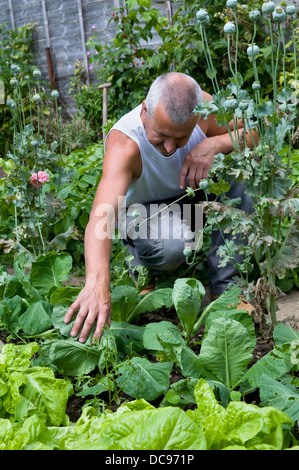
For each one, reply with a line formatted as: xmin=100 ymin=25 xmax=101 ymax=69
xmin=0 ymin=342 xmax=70 ymax=427
xmin=1 ymin=375 xmax=296 ymax=450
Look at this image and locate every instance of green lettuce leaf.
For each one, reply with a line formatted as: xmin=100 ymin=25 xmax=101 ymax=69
xmin=189 ymin=379 xmax=293 ymax=450
xmin=198 ymin=317 xmax=253 ymax=389
xmin=36 ymin=338 xmax=103 ymax=376
xmin=111 ymin=407 xmax=207 ymax=450
xmin=0 ymin=342 xmax=70 ymax=427
xmin=18 ymin=300 xmax=53 ymax=336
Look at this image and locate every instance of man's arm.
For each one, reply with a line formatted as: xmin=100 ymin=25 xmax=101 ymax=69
xmin=180 ymin=91 xmax=258 ymax=189
xmin=64 ymin=131 xmax=140 ymax=343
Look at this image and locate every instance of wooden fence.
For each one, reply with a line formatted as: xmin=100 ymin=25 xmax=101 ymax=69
xmin=0 ymin=0 xmax=178 ymax=115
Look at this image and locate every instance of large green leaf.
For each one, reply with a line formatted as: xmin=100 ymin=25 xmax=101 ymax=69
xmin=20 ymin=367 xmax=69 ymax=426
xmin=110 ymin=321 xmax=145 ymax=356
xmin=0 ymin=295 xmax=27 ymax=333
xmin=111 ymin=286 xmax=173 ymax=323
xmin=204 ymin=308 xmax=256 ymax=349
xmin=198 ymin=317 xmax=253 ymax=389
xmin=0 ymin=342 xmax=69 ymax=427
xmin=18 ymin=301 xmax=53 ymax=336
xmin=116 ymin=357 xmax=173 ymax=401
xmin=112 ymin=407 xmax=207 ymax=450
xmin=94 ymin=409 xmax=155 ymax=448
xmin=273 ymin=323 xmax=299 ymax=346
xmin=204 ymin=400 xmax=292 ymax=450
xmin=111 ymin=285 xmax=139 ymax=322
xmin=193 ymin=284 xmax=242 ymax=332
xmin=143 ymin=321 xmax=183 ymax=353
xmin=29 ymin=252 xmax=72 ymax=294
xmin=172 ymin=278 xmax=205 ymax=335
xmin=259 ymin=374 xmax=299 ymax=423
xmin=241 ymin=347 xmax=291 ymax=389
xmin=192 ymin=380 xmax=292 ymax=450
xmin=36 ymin=338 xmax=103 ymax=376
xmin=128 ymin=288 xmax=173 ymax=322
xmin=50 ymin=286 xmax=82 ymax=306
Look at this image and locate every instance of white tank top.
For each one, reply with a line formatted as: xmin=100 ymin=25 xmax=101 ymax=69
xmin=107 ymin=104 xmax=207 ymax=206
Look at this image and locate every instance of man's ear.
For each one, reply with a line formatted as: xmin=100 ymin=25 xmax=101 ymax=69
xmin=141 ymin=100 xmax=147 ymax=114
xmin=140 ymin=100 xmax=148 ymax=125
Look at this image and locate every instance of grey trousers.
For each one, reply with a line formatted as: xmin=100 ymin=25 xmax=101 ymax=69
xmin=118 ymin=181 xmax=253 ymax=295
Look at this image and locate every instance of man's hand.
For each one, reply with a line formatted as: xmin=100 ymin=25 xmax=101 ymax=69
xmin=179 ymin=137 xmax=217 ymax=189
xmin=64 ymin=282 xmax=111 ymax=343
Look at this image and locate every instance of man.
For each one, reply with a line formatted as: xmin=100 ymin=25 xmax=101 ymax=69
xmin=64 ymin=72 xmax=255 ymax=343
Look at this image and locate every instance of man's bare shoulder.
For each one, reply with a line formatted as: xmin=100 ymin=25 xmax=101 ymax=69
xmin=104 ymin=129 xmax=142 ymax=181
xmin=106 ymin=129 xmax=140 ymax=156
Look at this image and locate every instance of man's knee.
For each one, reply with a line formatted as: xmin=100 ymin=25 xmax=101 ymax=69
xmin=135 ymin=237 xmax=186 ymax=273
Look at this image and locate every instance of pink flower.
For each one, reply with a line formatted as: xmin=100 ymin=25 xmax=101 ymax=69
xmin=30 ymin=171 xmax=50 ymax=188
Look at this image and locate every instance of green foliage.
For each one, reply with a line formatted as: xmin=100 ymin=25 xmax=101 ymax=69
xmin=68 ymin=61 xmax=104 ymax=139
xmin=0 ymin=134 xmax=103 ymax=263
xmin=111 ymin=284 xmax=173 ymax=323
xmin=172 ymin=277 xmax=205 ymax=337
xmin=0 ymin=22 xmax=36 ymax=156
xmin=72 ymin=0 xmax=272 ymax=124
xmin=193 ymin=3 xmax=299 ymax=322
xmin=0 ymin=251 xmax=298 ymax=448
xmin=0 ymin=351 xmax=296 ymax=449
xmin=0 ymin=342 xmax=70 ymax=428
xmin=1 ymin=2 xmax=299 ymax=450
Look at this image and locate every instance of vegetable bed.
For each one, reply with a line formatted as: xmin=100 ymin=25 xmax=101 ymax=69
xmin=0 ymin=252 xmax=298 ymax=450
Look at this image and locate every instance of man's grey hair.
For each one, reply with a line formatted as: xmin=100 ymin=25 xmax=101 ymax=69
xmin=145 ymin=72 xmax=203 ymax=125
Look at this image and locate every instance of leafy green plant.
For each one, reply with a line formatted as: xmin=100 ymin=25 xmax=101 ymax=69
xmin=0 ymin=252 xmax=72 ymax=338
xmin=0 ymin=341 xmax=70 ymax=427
xmin=0 ymin=372 xmax=296 ymax=450
xmin=0 ymin=22 xmax=36 ymax=156
xmin=143 ymin=307 xmax=299 ymax=421
xmin=68 ymin=60 xmax=104 ymax=139
xmin=111 ymin=284 xmax=173 ymax=323
xmin=73 ymin=0 xmax=275 ymax=127
xmin=172 ymin=278 xmax=205 ymax=339
xmin=144 ymin=303 xmax=256 ymax=392
xmin=194 ymin=3 xmax=299 ymax=324
xmin=0 ymin=128 xmax=103 ymax=265
xmin=0 ymin=249 xmax=298 ymax=438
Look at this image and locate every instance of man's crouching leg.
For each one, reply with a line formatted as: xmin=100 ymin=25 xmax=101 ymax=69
xmin=121 ymin=200 xmax=193 ymax=276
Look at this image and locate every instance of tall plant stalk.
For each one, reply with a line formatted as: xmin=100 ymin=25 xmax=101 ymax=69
xmin=194 ymin=3 xmax=298 ymax=324
xmin=5 ymin=66 xmax=64 ymax=260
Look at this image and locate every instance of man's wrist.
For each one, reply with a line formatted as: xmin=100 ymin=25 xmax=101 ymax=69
xmin=85 ymin=270 xmax=110 ymax=287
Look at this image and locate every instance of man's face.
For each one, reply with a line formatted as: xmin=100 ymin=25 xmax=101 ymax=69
xmin=141 ymin=102 xmax=198 ymax=157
